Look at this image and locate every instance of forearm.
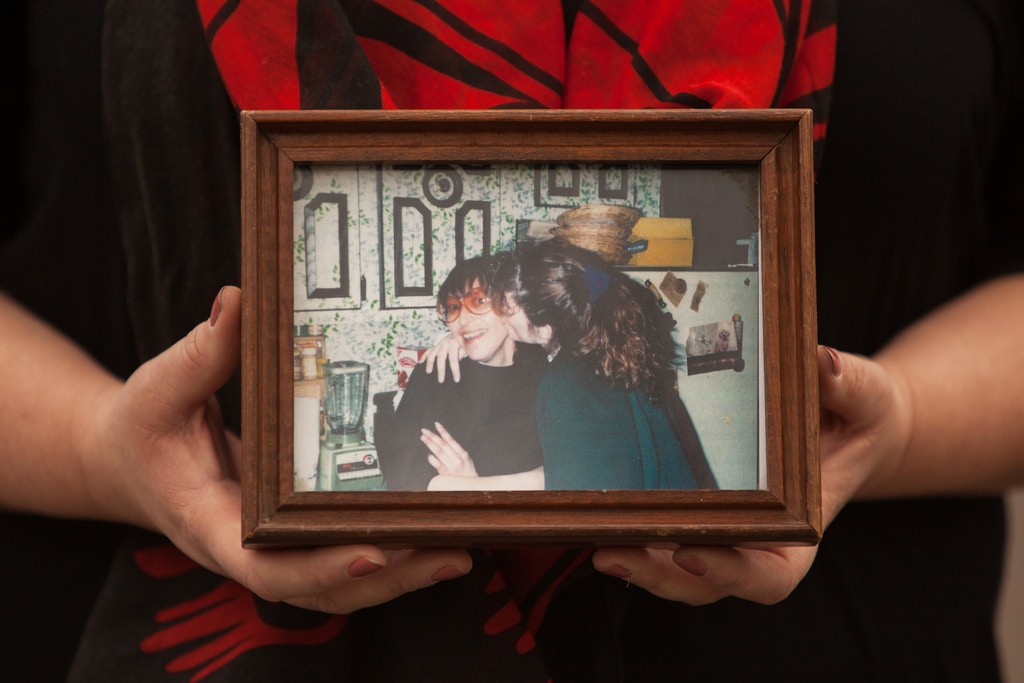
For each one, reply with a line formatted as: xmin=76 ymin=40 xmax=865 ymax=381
xmin=0 ymin=292 xmax=124 ymax=520
xmin=428 ymin=467 xmax=544 ymax=491
xmin=864 ymin=273 xmax=1024 ymax=497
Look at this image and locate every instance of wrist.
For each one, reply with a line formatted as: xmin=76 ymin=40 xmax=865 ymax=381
xmin=76 ymin=378 xmax=154 ymax=527
xmin=850 ymin=358 xmax=915 ymax=500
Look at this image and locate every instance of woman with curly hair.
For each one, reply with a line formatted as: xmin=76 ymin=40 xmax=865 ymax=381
xmin=510 ymin=238 xmax=705 ymax=490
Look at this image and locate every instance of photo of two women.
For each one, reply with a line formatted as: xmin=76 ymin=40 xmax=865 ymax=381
xmin=380 ymin=238 xmax=718 ymax=492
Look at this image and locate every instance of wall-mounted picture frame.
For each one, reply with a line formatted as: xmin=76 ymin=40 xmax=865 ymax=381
xmin=241 ymin=109 xmax=820 ymax=548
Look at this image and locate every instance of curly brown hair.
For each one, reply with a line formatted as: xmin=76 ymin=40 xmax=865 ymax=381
xmin=514 ymin=239 xmax=678 ymax=396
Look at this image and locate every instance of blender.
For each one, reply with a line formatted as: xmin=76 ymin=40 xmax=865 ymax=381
xmin=317 ymin=360 xmax=384 ymax=491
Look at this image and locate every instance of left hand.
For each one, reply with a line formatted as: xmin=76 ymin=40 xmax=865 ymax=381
xmin=593 ymin=345 xmax=912 ymax=605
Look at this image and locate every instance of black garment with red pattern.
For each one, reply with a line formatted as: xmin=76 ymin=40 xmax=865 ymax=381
xmin=3 ymin=0 xmax=1021 ymax=681
xmin=198 ymin=0 xmax=835 ymax=159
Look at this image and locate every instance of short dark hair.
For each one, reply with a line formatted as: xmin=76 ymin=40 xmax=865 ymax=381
xmin=436 ymin=254 xmax=501 ymax=311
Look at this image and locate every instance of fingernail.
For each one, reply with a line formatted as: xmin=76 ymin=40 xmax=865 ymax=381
xmin=675 ymin=554 xmax=709 ymax=577
xmin=347 ymin=556 xmax=384 ymax=579
xmin=431 ymin=565 xmax=467 ymax=582
xmin=598 ymin=564 xmax=632 ymax=581
xmin=209 ymin=287 xmax=225 ymax=328
xmin=821 ymin=345 xmax=842 ymax=378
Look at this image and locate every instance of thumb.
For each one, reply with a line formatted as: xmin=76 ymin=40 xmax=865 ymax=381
xmin=131 ymin=286 xmax=242 ymax=429
xmin=817 ymin=345 xmax=890 ymax=427
xmin=817 ymin=345 xmax=871 ymax=423
xmin=815 ymin=344 xmax=912 ymax=513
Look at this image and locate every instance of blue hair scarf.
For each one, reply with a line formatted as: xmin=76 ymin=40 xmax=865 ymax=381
xmin=583 ymin=265 xmax=612 ymax=304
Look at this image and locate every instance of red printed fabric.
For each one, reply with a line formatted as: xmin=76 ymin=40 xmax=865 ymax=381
xmin=197 ymin=0 xmax=835 ymax=149
xmin=183 ymin=1 xmax=836 ymax=680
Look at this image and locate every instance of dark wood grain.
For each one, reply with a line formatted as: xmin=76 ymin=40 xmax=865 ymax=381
xmin=240 ymin=109 xmax=820 ymax=548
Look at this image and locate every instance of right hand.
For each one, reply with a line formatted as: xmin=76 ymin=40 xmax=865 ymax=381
xmin=422 ymin=422 xmax=479 ymax=478
xmin=420 ymin=333 xmax=466 ymax=383
xmin=84 ymin=286 xmax=472 ymax=614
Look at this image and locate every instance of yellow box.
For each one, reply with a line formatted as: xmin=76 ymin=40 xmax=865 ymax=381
xmin=627 ymin=217 xmax=693 ymax=267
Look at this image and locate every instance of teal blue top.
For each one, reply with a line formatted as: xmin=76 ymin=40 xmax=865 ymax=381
xmin=536 ymin=353 xmax=697 ymax=490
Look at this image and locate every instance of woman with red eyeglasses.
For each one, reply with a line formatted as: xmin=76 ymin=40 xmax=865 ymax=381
xmin=381 ymin=254 xmax=549 ymax=491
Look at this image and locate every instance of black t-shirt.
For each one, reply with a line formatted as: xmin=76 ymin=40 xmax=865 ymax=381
xmin=2 ymin=0 xmax=1021 ymax=681
xmin=383 ymin=346 xmax=547 ymax=490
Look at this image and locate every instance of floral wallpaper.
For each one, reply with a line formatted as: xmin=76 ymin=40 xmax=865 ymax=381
xmin=292 ymin=163 xmax=661 ymax=420
xmin=291 ymin=163 xmax=761 ymax=490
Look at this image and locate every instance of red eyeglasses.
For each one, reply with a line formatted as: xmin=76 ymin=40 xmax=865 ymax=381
xmin=436 ymin=287 xmax=493 ymax=323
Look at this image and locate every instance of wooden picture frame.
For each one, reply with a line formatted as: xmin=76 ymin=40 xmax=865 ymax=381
xmin=241 ymin=109 xmax=820 ymax=548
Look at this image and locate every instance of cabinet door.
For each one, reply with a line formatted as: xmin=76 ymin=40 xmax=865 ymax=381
xmin=293 ymin=165 xmax=363 ymax=312
xmin=378 ymin=165 xmax=499 ymax=309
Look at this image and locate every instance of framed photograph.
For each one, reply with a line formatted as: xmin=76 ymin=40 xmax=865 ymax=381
xmin=241 ymin=110 xmax=820 ymax=548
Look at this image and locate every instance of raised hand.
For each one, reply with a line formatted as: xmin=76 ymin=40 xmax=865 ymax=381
xmin=423 ymin=421 xmax=479 ymax=478
xmin=420 ymin=333 xmax=466 ymax=383
xmin=423 ymin=422 xmax=544 ymax=491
